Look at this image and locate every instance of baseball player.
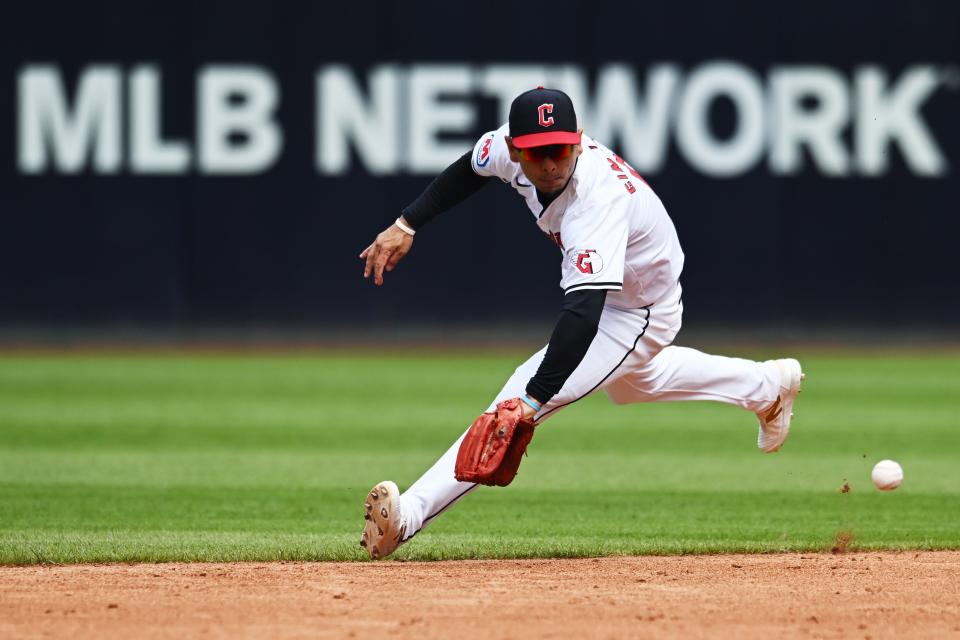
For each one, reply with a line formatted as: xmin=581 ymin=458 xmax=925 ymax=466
xmin=358 ymin=87 xmax=803 ymax=560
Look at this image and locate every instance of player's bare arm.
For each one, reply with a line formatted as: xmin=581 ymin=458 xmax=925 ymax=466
xmin=359 ymin=151 xmax=491 ymax=286
xmin=359 ymin=217 xmax=414 ymax=286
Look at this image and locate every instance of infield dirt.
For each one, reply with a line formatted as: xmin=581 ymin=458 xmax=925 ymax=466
xmin=2 ymin=552 xmax=959 ymax=639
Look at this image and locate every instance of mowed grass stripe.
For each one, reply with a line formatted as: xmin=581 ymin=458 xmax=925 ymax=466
xmin=1 ymin=451 xmax=958 ymax=493
xmin=0 ymin=352 xmax=957 ymax=564
xmin=0 ymin=489 xmax=955 ymax=563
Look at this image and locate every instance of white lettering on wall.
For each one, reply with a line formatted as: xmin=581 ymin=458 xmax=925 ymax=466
xmin=18 ymin=65 xmax=121 ymax=174
xmin=198 ymin=65 xmax=282 ymax=174
xmin=317 ymin=64 xmax=400 ymax=176
xmin=130 ymin=65 xmax=190 ymax=173
xmin=855 ymin=65 xmax=946 ymax=176
xmin=586 ymin=64 xmax=679 ymax=173
xmin=770 ymin=67 xmax=850 ymax=176
xmin=14 ymin=61 xmax=952 ymax=177
xmin=479 ymin=65 xmax=548 ymax=124
xmin=408 ymin=65 xmax=476 ymax=173
xmin=675 ymin=61 xmax=766 ymax=177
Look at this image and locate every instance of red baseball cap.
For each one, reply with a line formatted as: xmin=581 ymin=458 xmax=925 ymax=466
xmin=509 ymin=87 xmax=581 ymax=148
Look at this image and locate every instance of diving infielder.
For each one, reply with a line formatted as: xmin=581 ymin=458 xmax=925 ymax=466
xmin=358 ymin=88 xmax=804 ymax=559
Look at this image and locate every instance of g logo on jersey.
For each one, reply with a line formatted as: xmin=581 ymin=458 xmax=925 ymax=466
xmin=476 ymin=134 xmax=493 ymax=167
xmin=571 ymin=249 xmax=604 ymax=274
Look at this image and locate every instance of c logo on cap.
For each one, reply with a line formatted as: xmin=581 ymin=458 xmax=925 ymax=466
xmin=538 ymin=103 xmax=554 ymax=127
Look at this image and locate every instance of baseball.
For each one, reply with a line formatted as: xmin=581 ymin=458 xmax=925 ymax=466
xmin=871 ymin=459 xmax=903 ymax=491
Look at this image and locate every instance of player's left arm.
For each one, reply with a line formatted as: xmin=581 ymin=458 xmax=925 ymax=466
xmin=520 ymin=289 xmax=608 ymax=420
xmin=361 ymin=152 xmax=492 ymax=285
xmin=362 ymin=125 xmax=518 ymax=286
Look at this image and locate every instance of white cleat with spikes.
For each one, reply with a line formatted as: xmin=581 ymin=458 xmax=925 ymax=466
xmin=756 ymin=358 xmax=805 ymax=453
xmin=359 ymin=480 xmax=408 ymax=560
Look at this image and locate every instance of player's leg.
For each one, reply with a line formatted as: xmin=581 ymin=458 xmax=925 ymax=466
xmin=397 ymin=310 xmax=651 ymax=536
xmin=606 ymin=346 xmax=784 ymax=412
xmin=364 ymin=303 xmax=659 ymax=558
xmin=606 ymin=346 xmax=803 ymax=452
xmin=603 ymin=289 xmax=803 ymax=452
xmin=362 ymin=346 xmax=545 ymax=559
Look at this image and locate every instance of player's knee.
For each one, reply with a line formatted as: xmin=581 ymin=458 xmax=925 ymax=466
xmin=603 ymin=386 xmax=633 ymax=405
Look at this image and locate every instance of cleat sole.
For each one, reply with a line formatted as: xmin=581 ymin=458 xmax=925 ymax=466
xmin=360 ymin=481 xmax=404 ymax=560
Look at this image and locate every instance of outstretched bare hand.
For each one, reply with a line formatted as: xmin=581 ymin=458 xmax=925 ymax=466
xmin=359 ymin=221 xmax=415 ymax=286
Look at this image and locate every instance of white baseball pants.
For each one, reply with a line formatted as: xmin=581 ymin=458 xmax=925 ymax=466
xmin=398 ymin=285 xmax=783 ymax=541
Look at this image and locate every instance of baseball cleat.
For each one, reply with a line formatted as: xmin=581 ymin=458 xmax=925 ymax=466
xmin=756 ymin=358 xmax=804 ymax=453
xmin=359 ymin=480 xmax=407 ymax=560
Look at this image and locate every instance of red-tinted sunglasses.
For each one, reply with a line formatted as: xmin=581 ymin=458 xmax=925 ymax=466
xmin=517 ymin=144 xmax=574 ymax=162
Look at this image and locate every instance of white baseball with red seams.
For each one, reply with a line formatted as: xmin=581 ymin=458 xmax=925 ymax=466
xmin=872 ymin=460 xmax=904 ymax=491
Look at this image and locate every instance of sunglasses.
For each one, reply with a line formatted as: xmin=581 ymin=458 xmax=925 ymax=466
xmin=517 ymin=144 xmax=574 ymax=162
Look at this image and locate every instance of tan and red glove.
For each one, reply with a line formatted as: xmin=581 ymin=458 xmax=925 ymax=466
xmin=454 ymin=398 xmax=536 ymax=487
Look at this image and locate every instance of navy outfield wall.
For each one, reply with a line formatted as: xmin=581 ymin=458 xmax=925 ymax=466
xmin=1 ymin=0 xmax=959 ymax=332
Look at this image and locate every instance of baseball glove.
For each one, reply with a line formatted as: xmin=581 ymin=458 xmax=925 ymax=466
xmin=454 ymin=398 xmax=536 ymax=487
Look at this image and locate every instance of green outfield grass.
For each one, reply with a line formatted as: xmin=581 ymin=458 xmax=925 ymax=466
xmin=0 ymin=349 xmax=958 ymax=564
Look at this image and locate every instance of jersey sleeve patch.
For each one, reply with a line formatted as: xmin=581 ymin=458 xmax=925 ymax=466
xmin=558 ymin=204 xmax=629 ymax=295
xmin=475 ymin=133 xmax=494 ymax=168
xmin=563 ymin=248 xmax=622 ymax=292
xmin=470 ymin=124 xmax=512 ymax=179
xmin=569 ymin=248 xmax=604 ymax=275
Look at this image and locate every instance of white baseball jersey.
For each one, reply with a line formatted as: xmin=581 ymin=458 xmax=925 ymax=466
xmin=378 ymin=126 xmax=793 ymax=556
xmin=471 ymin=124 xmax=684 ymax=309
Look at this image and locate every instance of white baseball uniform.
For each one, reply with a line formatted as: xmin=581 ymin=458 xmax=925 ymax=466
xmin=395 ymin=125 xmax=784 ymax=542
